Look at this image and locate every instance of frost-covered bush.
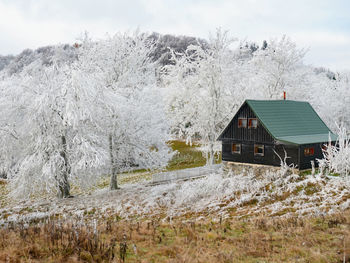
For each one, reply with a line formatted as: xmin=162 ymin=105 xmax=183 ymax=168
xmin=319 ymin=125 xmax=350 ymax=176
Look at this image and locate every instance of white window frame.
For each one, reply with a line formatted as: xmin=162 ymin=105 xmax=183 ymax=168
xmin=254 ymin=144 xmax=264 ymax=156
xmin=248 ymin=118 xmax=258 ymax=129
xmin=232 ymin=143 xmax=241 ymax=154
xmin=238 ymin=118 xmax=247 ymax=128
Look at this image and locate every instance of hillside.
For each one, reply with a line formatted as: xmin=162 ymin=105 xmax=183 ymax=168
xmin=1 ymin=166 xmax=350 ymax=262
xmin=0 ymin=33 xmax=208 ymax=76
xmin=0 ymin=139 xmax=349 ymax=262
xmin=1 ymin=167 xmax=350 ymax=225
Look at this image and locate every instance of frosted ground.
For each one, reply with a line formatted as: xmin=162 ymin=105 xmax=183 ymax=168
xmin=1 ymin=168 xmax=350 ymax=226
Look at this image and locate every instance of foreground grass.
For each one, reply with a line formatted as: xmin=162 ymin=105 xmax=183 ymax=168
xmin=1 ymin=212 xmax=350 ymax=262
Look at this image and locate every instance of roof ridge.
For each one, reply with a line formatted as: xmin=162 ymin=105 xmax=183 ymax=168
xmin=245 ymin=99 xmax=308 ymax=103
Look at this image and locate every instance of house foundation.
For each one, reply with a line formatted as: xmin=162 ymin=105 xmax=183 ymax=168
xmin=222 ymin=161 xmax=299 ymax=176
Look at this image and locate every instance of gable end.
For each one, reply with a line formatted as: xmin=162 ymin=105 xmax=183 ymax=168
xmin=218 ymin=102 xmax=274 ymax=143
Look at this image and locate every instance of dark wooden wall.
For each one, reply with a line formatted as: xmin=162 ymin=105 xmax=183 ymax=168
xmin=222 ymin=142 xmax=299 ymax=167
xmin=299 ymin=143 xmax=326 ymax=170
xmin=220 ymin=103 xmax=274 ymax=143
xmin=222 ymin=141 xmax=328 ymax=169
xmin=274 ymin=144 xmax=299 ymax=167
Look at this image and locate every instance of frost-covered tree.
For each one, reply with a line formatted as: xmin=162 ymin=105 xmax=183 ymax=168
xmin=319 ymin=124 xmax=350 ymax=176
xmin=1 ymin=52 xmax=107 ymax=198
xmin=1 ymin=45 xmax=77 ymax=76
xmin=250 ymin=35 xmax=307 ymax=99
xmin=107 ymin=88 xmax=173 ymax=189
xmin=315 ymin=72 xmax=350 ymax=131
xmin=162 ymin=29 xmax=241 ymax=165
xmin=77 ymin=31 xmax=173 ymax=190
xmin=148 ymin=32 xmax=208 ymax=66
xmin=0 ymin=77 xmax=22 ymax=179
xmin=0 ymin=55 xmax=14 ymax=71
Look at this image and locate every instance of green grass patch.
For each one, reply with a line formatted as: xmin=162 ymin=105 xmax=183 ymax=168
xmin=327 ymin=173 xmax=341 ymax=177
xmin=166 ymin=140 xmax=206 ymax=170
xmin=300 ymin=169 xmax=342 ymax=177
xmin=299 ymin=168 xmax=320 ymax=176
xmin=166 ymin=140 xmax=221 ymax=171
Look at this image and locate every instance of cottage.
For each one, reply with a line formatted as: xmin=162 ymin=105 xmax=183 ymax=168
xmin=218 ymin=99 xmax=337 ymax=170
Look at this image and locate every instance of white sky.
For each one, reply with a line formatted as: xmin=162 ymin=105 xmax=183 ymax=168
xmin=0 ymin=0 xmax=349 ymax=71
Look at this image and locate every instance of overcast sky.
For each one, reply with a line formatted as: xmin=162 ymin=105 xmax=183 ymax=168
xmin=0 ymin=0 xmax=349 ymax=71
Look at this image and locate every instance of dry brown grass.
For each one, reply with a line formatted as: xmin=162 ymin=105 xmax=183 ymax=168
xmin=0 ymin=211 xmax=350 ymax=262
xmin=0 ymin=180 xmax=9 ymax=209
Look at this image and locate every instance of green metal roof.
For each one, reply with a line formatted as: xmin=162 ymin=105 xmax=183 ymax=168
xmin=278 ymin=134 xmax=337 ymax=145
xmin=246 ymin=100 xmax=336 ymax=145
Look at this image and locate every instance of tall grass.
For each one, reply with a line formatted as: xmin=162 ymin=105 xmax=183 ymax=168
xmin=1 ymin=212 xmax=349 ymax=262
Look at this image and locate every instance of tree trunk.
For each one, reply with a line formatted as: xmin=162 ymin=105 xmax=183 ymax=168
xmin=59 ymin=135 xmax=71 ymax=198
xmin=207 ymin=141 xmax=215 ymax=166
xmin=109 ymin=134 xmax=119 ymax=190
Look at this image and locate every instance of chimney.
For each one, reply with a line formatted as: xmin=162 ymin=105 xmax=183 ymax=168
xmin=283 ymin=91 xmax=286 ymax=100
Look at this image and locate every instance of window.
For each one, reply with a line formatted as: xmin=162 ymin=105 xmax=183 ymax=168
xmin=304 ymin=147 xmax=314 ymax=156
xmin=232 ymin=143 xmax=241 ymax=154
xmin=238 ymin=118 xmax=247 ymax=128
xmin=248 ymin=118 xmax=258 ymax=128
xmin=254 ymin=144 xmax=264 ymax=156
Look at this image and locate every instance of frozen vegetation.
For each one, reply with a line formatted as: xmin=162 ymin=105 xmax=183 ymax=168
xmin=1 ymin=167 xmax=350 ymax=227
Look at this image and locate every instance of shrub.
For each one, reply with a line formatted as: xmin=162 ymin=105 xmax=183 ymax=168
xmin=319 ymin=124 xmax=350 ymax=176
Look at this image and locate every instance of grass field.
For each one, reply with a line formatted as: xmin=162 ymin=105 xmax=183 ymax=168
xmin=0 ymin=211 xmax=349 ymax=262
